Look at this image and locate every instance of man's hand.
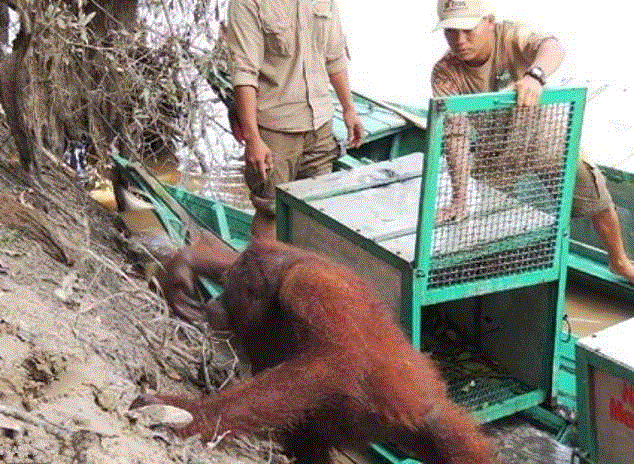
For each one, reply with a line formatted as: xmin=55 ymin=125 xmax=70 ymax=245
xmin=343 ymin=108 xmax=364 ymax=149
xmin=329 ymin=70 xmax=364 ymax=148
xmin=438 ymin=117 xmax=470 ymax=225
xmin=512 ymin=75 xmax=543 ymax=107
xmin=245 ymin=136 xmax=273 ymax=182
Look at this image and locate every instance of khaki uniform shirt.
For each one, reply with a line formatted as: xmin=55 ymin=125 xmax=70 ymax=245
xmin=227 ymin=0 xmax=348 ymax=132
xmin=430 ymin=21 xmax=612 ymax=216
xmin=431 ymin=21 xmax=552 ymax=97
xmin=431 ymin=22 xmax=559 ymax=189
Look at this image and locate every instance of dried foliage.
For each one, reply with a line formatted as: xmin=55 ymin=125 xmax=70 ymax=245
xmin=1 ymin=0 xmax=240 ymax=184
xmin=0 ymin=150 xmax=287 ymax=462
xmin=0 ymin=0 xmax=250 ymax=402
xmin=0 ymin=2 xmax=285 ymax=459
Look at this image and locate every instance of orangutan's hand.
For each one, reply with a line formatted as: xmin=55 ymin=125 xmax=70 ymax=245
xmin=159 ymin=248 xmax=206 ymax=324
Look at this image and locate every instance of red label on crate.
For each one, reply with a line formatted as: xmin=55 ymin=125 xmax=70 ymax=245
xmin=609 ymin=382 xmax=634 ymax=429
xmin=610 ymin=397 xmax=634 ymax=429
xmin=593 ymin=366 xmax=634 ymax=462
xmin=622 ymin=382 xmax=634 ymax=409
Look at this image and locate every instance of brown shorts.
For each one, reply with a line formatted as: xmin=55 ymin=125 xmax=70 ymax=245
xmin=245 ymin=121 xmax=339 ymax=216
xmin=572 ymin=151 xmax=613 ymax=218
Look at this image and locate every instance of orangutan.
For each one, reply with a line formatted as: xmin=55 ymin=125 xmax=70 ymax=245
xmin=132 ymin=234 xmax=496 ymax=464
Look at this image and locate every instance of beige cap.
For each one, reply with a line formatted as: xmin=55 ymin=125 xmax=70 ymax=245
xmin=434 ymin=0 xmax=494 ymax=31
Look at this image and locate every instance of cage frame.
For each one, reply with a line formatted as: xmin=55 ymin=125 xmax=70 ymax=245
xmin=277 ymin=88 xmax=586 ymax=431
xmin=279 ymin=88 xmax=584 ymax=342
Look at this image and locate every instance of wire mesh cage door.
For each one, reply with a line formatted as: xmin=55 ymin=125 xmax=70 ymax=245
xmin=414 ymin=88 xmax=586 ymax=305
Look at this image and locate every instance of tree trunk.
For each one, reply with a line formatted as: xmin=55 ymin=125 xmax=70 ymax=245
xmin=0 ymin=0 xmax=139 ymax=179
xmin=0 ymin=3 xmax=35 ymax=176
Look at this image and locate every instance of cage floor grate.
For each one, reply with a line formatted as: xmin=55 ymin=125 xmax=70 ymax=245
xmin=424 ymin=324 xmax=535 ymax=413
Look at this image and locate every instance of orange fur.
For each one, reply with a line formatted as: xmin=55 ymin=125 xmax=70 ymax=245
xmin=134 ymin=240 xmax=496 ymax=464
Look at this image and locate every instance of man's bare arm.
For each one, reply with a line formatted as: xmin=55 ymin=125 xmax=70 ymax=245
xmin=432 ymin=67 xmax=471 ymax=223
xmin=437 ymin=115 xmax=471 ymax=223
xmin=329 ymin=70 xmax=364 ymax=148
xmin=235 ymin=84 xmax=272 ymax=181
xmin=514 ymin=37 xmax=564 ymax=106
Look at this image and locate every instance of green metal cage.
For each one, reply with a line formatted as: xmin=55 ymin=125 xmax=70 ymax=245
xmin=276 ymin=89 xmax=586 ymax=442
xmin=416 ymin=89 xmax=583 ymax=314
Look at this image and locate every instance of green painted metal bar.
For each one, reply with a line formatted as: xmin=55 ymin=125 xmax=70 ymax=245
xmin=212 ymin=202 xmax=232 ymax=242
xmin=550 ymin=275 xmax=570 ymax=401
xmin=575 ymin=346 xmax=596 ymax=462
xmin=439 ymin=88 xmax=587 ymax=113
xmin=471 ymin=389 xmax=546 ymax=424
xmin=413 ymin=98 xmax=444 ymax=270
xmin=549 ymin=89 xmax=586 ymax=405
xmin=370 ymin=444 xmax=421 ymax=464
xmin=569 ymin=239 xmax=608 ymax=265
xmin=568 ymin=253 xmax=634 ymax=298
xmin=407 ymin=99 xmax=444 ymax=351
xmin=557 ymin=330 xmax=578 ymax=412
xmin=276 ymin=190 xmax=291 ymax=243
xmin=524 ymin=405 xmax=569 ymax=433
xmin=429 ymin=229 xmax=556 ymax=269
xmin=399 ymin=267 xmax=419 ymax=349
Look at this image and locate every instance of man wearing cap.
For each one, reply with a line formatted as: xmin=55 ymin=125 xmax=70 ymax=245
xmin=227 ymin=0 xmax=364 ymax=241
xmin=431 ymin=0 xmax=634 ymax=284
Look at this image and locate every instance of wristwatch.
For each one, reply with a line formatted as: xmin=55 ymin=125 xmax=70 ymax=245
xmin=525 ymin=66 xmax=546 ymax=86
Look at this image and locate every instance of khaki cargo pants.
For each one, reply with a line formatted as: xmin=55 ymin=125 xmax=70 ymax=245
xmin=245 ymin=121 xmax=339 ymax=216
xmin=572 ymin=150 xmax=613 ymax=218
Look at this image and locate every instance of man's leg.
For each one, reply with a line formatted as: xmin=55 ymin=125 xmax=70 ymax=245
xmin=591 ymin=205 xmax=634 ymax=284
xmin=574 ymin=155 xmax=634 ymax=284
xmin=297 ymin=120 xmax=338 ymax=180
